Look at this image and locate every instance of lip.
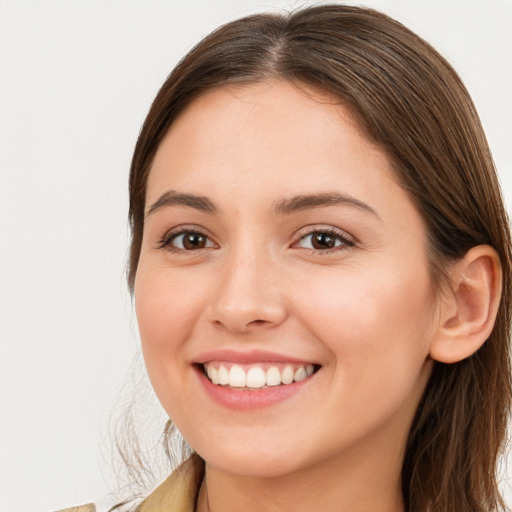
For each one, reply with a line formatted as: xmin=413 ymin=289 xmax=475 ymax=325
xmin=194 ymin=365 xmax=315 ymax=410
xmin=194 ymin=348 xmax=316 ymax=365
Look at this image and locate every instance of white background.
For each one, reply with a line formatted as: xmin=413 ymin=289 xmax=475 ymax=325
xmin=1 ymin=1 xmax=511 ymax=510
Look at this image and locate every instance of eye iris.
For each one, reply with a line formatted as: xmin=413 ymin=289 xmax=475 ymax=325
xmin=311 ymin=232 xmax=336 ymax=249
xmin=182 ymin=233 xmax=207 ymax=250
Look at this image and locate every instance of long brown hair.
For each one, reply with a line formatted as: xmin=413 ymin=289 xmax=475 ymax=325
xmin=126 ymin=5 xmax=511 ymax=511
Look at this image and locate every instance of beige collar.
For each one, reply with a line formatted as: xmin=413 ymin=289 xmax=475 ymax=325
xmin=137 ymin=454 xmax=204 ymax=512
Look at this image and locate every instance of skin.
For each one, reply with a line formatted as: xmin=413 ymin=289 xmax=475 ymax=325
xmin=134 ymin=80 xmax=444 ymax=512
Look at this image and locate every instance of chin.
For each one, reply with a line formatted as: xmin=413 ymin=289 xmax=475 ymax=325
xmin=191 ymin=433 xmax=316 ymax=478
xmin=204 ymin=452 xmax=301 ymax=478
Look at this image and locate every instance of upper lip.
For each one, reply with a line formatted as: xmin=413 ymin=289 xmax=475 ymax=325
xmin=194 ymin=349 xmax=317 ymax=365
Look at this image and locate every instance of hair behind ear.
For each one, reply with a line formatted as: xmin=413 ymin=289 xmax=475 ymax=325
xmin=404 ymin=244 xmax=508 ymax=512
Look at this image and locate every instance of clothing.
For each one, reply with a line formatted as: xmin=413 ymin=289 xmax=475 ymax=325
xmin=55 ymin=454 xmax=204 ymax=512
xmin=55 ymin=506 xmax=96 ymax=512
xmin=136 ymin=453 xmax=204 ymax=512
xmin=57 ymin=503 xmax=96 ymax=512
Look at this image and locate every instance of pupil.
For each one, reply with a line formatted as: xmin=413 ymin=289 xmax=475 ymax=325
xmin=313 ymin=233 xmax=334 ymax=249
xmin=184 ymin=233 xmax=205 ymax=250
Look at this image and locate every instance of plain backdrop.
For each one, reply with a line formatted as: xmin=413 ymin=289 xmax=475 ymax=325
xmin=1 ymin=1 xmax=511 ymax=510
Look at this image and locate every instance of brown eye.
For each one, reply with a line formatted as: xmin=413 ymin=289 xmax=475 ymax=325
xmin=170 ymin=232 xmax=214 ymax=250
xmin=310 ymin=233 xmax=336 ymax=249
xmin=297 ymin=230 xmax=354 ymax=251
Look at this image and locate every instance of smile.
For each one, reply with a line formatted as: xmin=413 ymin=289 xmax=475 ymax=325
xmin=202 ymin=362 xmax=316 ymax=390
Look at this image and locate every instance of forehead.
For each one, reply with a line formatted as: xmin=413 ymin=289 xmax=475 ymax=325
xmin=147 ymin=80 xmax=398 ymax=202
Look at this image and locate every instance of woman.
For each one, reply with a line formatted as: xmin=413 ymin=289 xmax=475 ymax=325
xmin=62 ymin=4 xmax=511 ymax=512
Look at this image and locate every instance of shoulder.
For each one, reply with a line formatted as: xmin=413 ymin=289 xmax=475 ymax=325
xmin=53 ymin=497 xmax=123 ymax=512
xmin=52 ymin=455 xmax=204 ymax=512
xmin=54 ymin=505 xmax=96 ymax=512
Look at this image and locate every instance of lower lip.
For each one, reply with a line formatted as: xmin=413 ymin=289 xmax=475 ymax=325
xmin=194 ymin=366 xmax=314 ymax=410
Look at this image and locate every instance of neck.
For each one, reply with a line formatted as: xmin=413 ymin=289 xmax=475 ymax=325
xmin=196 ymin=440 xmax=405 ymax=512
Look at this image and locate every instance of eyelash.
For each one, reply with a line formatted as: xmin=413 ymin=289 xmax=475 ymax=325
xmin=292 ymin=227 xmax=355 ymax=254
xmin=156 ymin=227 xmax=217 ymax=253
xmin=157 ymin=226 xmax=355 ymax=254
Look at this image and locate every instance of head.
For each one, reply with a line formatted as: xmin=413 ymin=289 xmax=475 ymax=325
xmin=127 ymin=5 xmax=511 ymax=511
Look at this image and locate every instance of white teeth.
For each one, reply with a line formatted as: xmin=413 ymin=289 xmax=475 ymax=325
xmin=208 ymin=365 xmax=220 ymax=385
xmin=218 ymin=365 xmax=229 ymax=385
xmin=266 ymin=366 xmax=281 ymax=386
xmin=281 ymin=365 xmax=294 ymax=385
xmin=294 ymin=367 xmax=307 ymax=382
xmin=229 ymin=365 xmax=246 ymax=387
xmin=204 ymin=362 xmax=316 ymax=388
xmin=246 ymin=367 xmax=266 ymax=388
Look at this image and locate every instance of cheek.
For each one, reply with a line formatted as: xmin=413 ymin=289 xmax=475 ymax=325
xmin=297 ymin=266 xmax=434 ymax=437
xmin=134 ymin=265 xmax=206 ymax=392
xmin=292 ymin=261 xmax=434 ymax=377
xmin=134 ymin=265 xmax=218 ymax=431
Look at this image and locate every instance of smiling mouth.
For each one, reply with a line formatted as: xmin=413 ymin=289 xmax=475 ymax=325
xmin=201 ymin=362 xmax=319 ymax=390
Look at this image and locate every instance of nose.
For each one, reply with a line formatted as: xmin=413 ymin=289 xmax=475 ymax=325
xmin=206 ymin=249 xmax=288 ymax=333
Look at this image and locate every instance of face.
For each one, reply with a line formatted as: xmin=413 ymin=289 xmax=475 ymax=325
xmin=135 ymin=81 xmax=437 ymax=479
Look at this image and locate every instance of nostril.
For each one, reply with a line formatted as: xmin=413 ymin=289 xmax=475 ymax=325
xmin=212 ymin=318 xmax=267 ymax=331
xmin=248 ymin=319 xmax=266 ymax=326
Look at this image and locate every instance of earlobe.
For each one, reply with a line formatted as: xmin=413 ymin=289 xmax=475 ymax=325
xmin=429 ymin=245 xmax=502 ymax=364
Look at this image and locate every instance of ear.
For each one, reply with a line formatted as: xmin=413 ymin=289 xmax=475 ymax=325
xmin=429 ymin=245 xmax=502 ymax=364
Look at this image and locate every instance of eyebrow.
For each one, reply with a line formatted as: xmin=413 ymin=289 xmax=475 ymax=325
xmin=273 ymin=192 xmax=380 ymax=219
xmin=146 ymin=190 xmax=220 ymax=217
xmin=146 ymin=190 xmax=379 ymax=220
